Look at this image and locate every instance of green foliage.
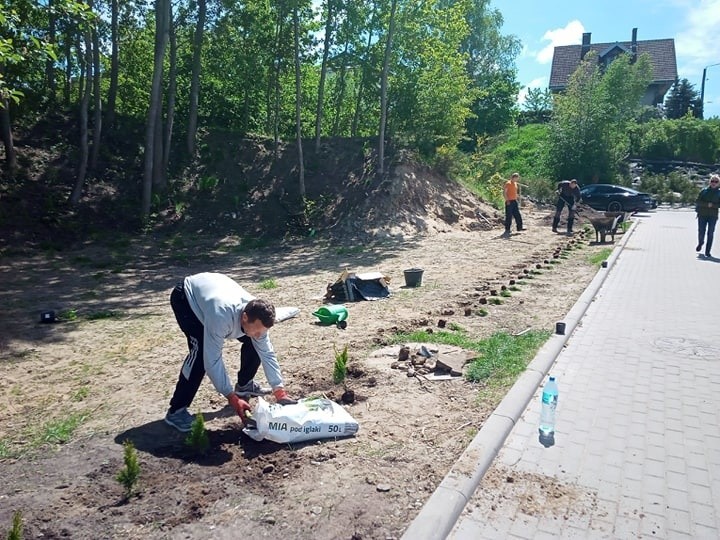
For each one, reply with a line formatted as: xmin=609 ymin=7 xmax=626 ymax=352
xmin=86 ymin=310 xmax=122 ymax=320
xmin=198 ymin=175 xmax=220 ymax=192
xmin=519 ymin=87 xmax=553 ymax=124
xmin=545 ymin=52 xmax=653 ymax=184
xmin=58 ymin=309 xmax=78 ymax=321
xmin=7 ymin=510 xmax=22 ymax=540
xmin=487 ymin=123 xmax=550 ymax=179
xmin=185 ymin=414 xmax=210 ymax=455
xmin=116 ymin=440 xmax=141 ymax=499
xmin=664 ymin=78 xmax=702 ymax=119
xmin=632 ymin=116 xmax=720 ymax=163
xmin=635 ymin=172 xmax=699 ymax=205
xmin=259 ymin=278 xmax=277 ymax=289
xmin=333 ymin=344 xmax=349 ymax=385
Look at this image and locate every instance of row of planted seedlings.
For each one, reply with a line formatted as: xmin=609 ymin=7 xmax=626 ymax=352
xmin=466 ymin=230 xmax=591 ymax=317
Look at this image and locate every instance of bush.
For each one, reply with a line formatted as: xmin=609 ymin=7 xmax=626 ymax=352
xmin=633 ymin=117 xmax=720 ymax=163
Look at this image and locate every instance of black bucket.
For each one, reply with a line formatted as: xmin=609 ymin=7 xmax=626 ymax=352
xmin=403 ymin=268 xmax=424 ymax=287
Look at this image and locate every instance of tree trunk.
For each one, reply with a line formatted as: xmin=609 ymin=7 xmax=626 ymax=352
xmin=90 ymin=23 xmax=102 ymax=171
xmin=63 ymin=30 xmax=72 ymax=105
xmin=76 ymin=34 xmax=85 ymax=105
xmin=271 ymin=7 xmax=284 ymax=153
xmin=105 ymin=0 xmax=119 ymax=129
xmin=378 ymin=0 xmax=397 ymax=175
xmin=0 ymin=98 xmax=17 ymax=171
xmin=314 ymin=0 xmax=334 ymax=153
xmin=153 ymin=105 xmax=164 ymax=188
xmin=352 ymin=5 xmax=377 ymax=137
xmin=293 ymin=5 xmax=305 ymax=197
xmin=46 ymin=0 xmax=57 ymax=101
xmin=141 ymin=0 xmax=168 ymax=218
xmin=162 ymin=8 xmax=177 ymax=181
xmin=186 ymin=0 xmax=206 ymax=156
xmin=331 ymin=40 xmax=349 ymax=136
xmin=69 ymin=30 xmax=93 ymax=205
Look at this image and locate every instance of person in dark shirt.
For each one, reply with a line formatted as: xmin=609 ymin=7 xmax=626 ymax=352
xmin=552 ymin=179 xmax=582 ymax=234
xmin=695 ymin=174 xmax=720 ymax=258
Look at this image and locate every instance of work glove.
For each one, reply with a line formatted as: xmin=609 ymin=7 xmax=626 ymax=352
xmin=273 ymin=387 xmax=297 ymax=405
xmin=228 ymin=393 xmax=251 ymax=423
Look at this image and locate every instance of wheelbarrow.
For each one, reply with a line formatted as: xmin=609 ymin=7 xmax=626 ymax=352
xmin=587 ymin=212 xmax=624 ymax=243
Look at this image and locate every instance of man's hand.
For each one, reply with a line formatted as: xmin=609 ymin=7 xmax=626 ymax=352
xmin=228 ymin=393 xmax=251 ymax=421
xmin=273 ymin=388 xmax=297 ymax=405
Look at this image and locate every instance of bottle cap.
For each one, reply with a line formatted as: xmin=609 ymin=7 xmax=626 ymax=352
xmin=549 ymin=376 xmax=555 ymax=381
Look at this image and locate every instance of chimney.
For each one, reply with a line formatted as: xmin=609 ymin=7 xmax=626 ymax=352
xmin=631 ymin=28 xmax=638 ymax=60
xmin=581 ymin=32 xmax=591 ymax=59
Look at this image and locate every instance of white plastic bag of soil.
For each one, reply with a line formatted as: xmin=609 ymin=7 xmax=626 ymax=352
xmin=243 ymin=396 xmax=359 ymax=444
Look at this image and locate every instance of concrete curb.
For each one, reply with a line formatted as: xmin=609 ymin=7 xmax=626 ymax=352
xmin=400 ymin=221 xmax=639 ymax=540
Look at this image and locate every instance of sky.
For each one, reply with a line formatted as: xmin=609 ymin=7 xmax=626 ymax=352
xmin=493 ymin=0 xmax=720 ymax=119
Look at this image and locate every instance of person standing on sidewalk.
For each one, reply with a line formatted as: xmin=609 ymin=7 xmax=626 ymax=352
xmin=165 ymin=272 xmax=297 ymax=432
xmin=503 ymin=172 xmax=524 ymax=235
xmin=695 ymin=174 xmax=720 ymax=258
xmin=552 ymin=178 xmax=582 ymax=234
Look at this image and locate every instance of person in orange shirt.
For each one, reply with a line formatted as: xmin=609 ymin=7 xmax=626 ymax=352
xmin=503 ymin=172 xmax=525 ymax=235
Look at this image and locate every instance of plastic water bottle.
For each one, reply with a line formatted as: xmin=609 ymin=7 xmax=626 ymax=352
xmin=539 ymin=376 xmax=559 ymax=437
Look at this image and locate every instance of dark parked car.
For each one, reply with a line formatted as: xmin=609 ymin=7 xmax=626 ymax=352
xmin=579 ymin=184 xmax=658 ymax=212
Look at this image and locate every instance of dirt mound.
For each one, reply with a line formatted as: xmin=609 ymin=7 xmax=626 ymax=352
xmin=176 ymin=135 xmax=499 ymax=242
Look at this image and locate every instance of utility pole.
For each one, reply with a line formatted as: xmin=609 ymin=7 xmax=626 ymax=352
xmin=700 ymin=62 xmax=720 ymax=117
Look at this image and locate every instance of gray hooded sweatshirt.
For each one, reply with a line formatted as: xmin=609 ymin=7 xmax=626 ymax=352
xmin=183 ymin=272 xmax=283 ymax=397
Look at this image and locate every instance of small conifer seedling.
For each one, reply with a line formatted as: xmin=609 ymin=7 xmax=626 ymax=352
xmin=185 ymin=413 xmax=210 ymax=455
xmin=333 ymin=344 xmax=349 ymax=384
xmin=116 ymin=440 xmax=140 ymax=500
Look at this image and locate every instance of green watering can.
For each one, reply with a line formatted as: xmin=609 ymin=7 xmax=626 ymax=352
xmin=312 ymin=304 xmax=348 ymax=328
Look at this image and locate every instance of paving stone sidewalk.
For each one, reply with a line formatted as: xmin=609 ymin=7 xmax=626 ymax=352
xmin=449 ymin=209 xmax=720 ymax=539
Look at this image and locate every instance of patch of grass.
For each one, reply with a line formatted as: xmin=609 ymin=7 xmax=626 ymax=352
xmin=516 ymin=280 xmax=527 ymax=285
xmin=509 ymin=285 xmax=521 ymax=291
xmin=0 ymin=439 xmax=11 ymax=459
xmin=466 ymin=330 xmax=550 ymax=386
xmin=499 ymin=290 xmax=511 ymax=297
xmin=40 ymin=413 xmax=87 ymax=445
xmin=72 ymin=386 xmax=90 ymax=402
xmin=488 ymin=297 xmax=503 ymax=305
xmin=58 ymin=309 xmax=78 ymax=321
xmin=7 ymin=510 xmax=22 ymax=540
xmin=588 ymin=247 xmax=613 ymax=266
xmin=477 ymin=308 xmax=488 ymax=317
xmin=86 ymin=310 xmax=123 ymax=320
xmin=387 ymin=328 xmax=551 ymax=393
xmin=259 ymin=278 xmax=278 ymax=289
xmin=335 ymin=246 xmax=365 ymax=255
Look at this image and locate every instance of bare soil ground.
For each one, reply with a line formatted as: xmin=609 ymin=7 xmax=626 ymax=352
xmin=0 ymin=203 xmax=614 ymax=540
xmin=0 ymin=136 xmax=617 ymax=538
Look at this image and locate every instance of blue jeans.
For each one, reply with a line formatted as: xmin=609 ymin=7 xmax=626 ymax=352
xmin=698 ymin=215 xmax=718 ymax=256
